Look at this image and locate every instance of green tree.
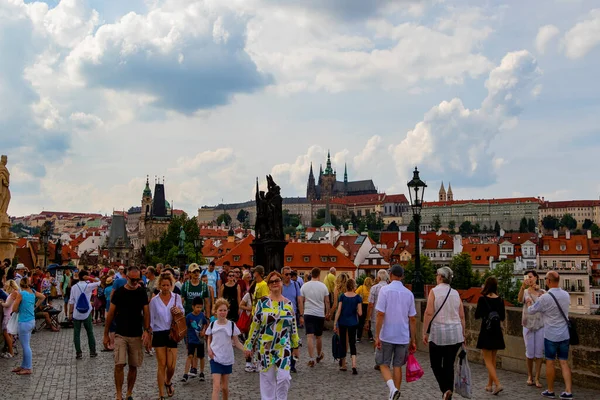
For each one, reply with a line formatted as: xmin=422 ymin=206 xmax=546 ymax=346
xmin=387 ymin=221 xmax=400 ymax=231
xmin=488 ymin=260 xmax=520 ymax=305
xmin=237 ymin=209 xmax=250 ymax=224
xmin=473 ymin=223 xmax=481 ymax=234
xmin=282 ymin=210 xmax=301 ymax=228
xmin=368 ymin=231 xmax=380 ymax=243
xmin=147 ymin=214 xmax=205 ymax=266
xmin=432 ymin=215 xmax=442 ymax=231
xmin=448 ymin=220 xmax=456 ymax=233
xmin=519 ymin=217 xmax=529 ymax=233
xmin=542 ymin=215 xmax=560 ymax=231
xmin=583 ymin=219 xmax=594 ymax=230
xmin=591 ymin=223 xmax=600 ymax=237
xmin=217 ymin=213 xmax=232 ymax=226
xmin=316 ymin=209 xmax=326 ymax=219
xmin=482 ymin=225 xmax=488 ymax=233
xmin=528 ymin=218 xmax=537 ymax=233
xmin=560 ymin=214 xmax=577 ymax=230
xmin=494 ymin=220 xmax=501 ymax=236
xmin=450 ymin=253 xmax=477 ymax=290
xmin=406 ymin=219 xmax=416 ymax=232
xmin=403 ymin=255 xmax=436 ymax=286
xmin=459 ymin=221 xmax=473 ymax=235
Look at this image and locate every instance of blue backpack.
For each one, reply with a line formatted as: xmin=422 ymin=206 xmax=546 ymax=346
xmin=75 ymin=283 xmax=90 ymax=313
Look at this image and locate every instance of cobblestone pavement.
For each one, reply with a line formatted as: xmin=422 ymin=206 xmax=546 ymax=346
xmin=2 ymin=321 xmax=599 ymax=400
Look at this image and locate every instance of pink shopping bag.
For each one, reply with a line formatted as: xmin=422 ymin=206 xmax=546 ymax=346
xmin=406 ymin=353 xmax=424 ymax=382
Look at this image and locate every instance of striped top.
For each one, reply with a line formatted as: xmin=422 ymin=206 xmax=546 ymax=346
xmin=428 ymin=284 xmax=464 ymax=346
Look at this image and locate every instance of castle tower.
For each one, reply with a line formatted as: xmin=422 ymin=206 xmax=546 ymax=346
xmin=307 ymin=162 xmax=317 ymax=201
xmin=321 ymin=150 xmax=336 ymax=199
xmin=439 ymin=181 xmax=447 ymax=202
xmin=343 ymin=163 xmax=348 ymax=195
xmin=447 ymin=182 xmax=453 ymax=201
xmin=318 ymin=164 xmax=323 ymax=186
xmin=142 ymin=175 xmax=152 ymax=216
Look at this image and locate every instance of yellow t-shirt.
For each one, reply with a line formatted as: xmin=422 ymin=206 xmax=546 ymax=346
xmin=355 ymin=285 xmax=370 ymax=304
xmin=252 ymin=280 xmax=269 ymax=312
xmin=325 ymin=273 xmax=336 ymax=294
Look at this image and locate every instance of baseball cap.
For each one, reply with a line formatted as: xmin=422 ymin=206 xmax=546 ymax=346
xmin=390 ymin=264 xmax=404 ymax=277
xmin=188 ymin=263 xmax=200 ymax=273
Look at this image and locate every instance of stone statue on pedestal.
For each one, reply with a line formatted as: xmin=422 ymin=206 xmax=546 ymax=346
xmin=251 ymin=175 xmax=287 ymax=274
xmin=0 ymin=155 xmax=17 ymax=262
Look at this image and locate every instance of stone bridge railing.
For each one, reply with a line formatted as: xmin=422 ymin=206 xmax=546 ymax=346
xmin=414 ymin=299 xmax=600 ymax=390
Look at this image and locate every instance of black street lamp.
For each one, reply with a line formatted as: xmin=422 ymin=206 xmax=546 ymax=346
xmin=407 ymin=166 xmax=427 ymax=299
xmin=194 ymin=238 xmax=201 ymax=264
xmin=40 ymin=222 xmax=51 ymax=268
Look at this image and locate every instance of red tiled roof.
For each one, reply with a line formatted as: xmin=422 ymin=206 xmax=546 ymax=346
xmin=344 ymin=193 xmax=386 ymax=206
xmin=462 ymin=244 xmax=499 ymax=266
xmin=379 ymin=232 xmax=401 ymax=249
xmin=379 ymin=248 xmax=393 ymax=263
xmin=424 ymin=197 xmax=541 ymax=207
xmin=457 ymin=288 xmax=513 ymax=306
xmin=540 ymin=200 xmax=600 ymax=209
xmin=420 ymin=231 xmax=453 ymax=250
xmin=214 ymin=235 xmax=255 ymax=267
xmin=499 ymin=233 xmax=538 ymax=245
xmin=284 ymin=242 xmax=355 ymax=270
xmin=15 ymin=248 xmax=35 ymax=271
xmin=539 ymin=235 xmax=589 ymax=256
xmin=588 ymin=238 xmax=600 ymax=262
xmin=384 ymin=194 xmax=409 ymax=203
xmin=200 ymin=228 xmax=230 ymax=238
xmin=17 ymin=238 xmax=28 ymax=248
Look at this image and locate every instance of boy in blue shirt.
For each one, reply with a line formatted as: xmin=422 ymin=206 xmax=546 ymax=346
xmin=181 ymin=296 xmax=209 ymax=382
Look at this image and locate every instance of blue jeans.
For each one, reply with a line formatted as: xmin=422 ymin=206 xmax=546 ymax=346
xmin=18 ymin=320 xmax=35 ymax=369
xmin=544 ymin=338 xmax=569 ymax=361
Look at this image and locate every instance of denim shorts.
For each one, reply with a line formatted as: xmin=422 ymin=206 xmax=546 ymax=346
xmin=210 ymin=359 xmax=233 ymax=375
xmin=544 ymin=338 xmax=569 ymax=361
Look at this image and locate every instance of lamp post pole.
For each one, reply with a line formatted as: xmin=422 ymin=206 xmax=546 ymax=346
xmin=194 ymin=239 xmax=200 ymax=264
xmin=407 ymin=167 xmax=427 ymax=299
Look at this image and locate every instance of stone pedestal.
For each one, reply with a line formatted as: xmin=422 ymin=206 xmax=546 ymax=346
xmin=251 ymin=239 xmax=288 ymax=275
xmin=0 ymin=215 xmax=17 ymax=261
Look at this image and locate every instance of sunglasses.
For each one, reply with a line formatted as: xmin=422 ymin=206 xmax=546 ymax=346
xmin=128 ymin=278 xmax=140 ymax=283
xmin=228 ymin=274 xmax=235 ymax=278
xmin=268 ymin=278 xmax=282 ymax=284
xmin=283 ymin=273 xmax=291 ymax=276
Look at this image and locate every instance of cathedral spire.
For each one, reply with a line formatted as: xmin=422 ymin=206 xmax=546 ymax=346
xmin=143 ymin=175 xmax=152 ymax=198
xmin=324 ymin=150 xmax=333 ymax=175
xmin=447 ymin=182 xmax=453 ymax=201
xmin=439 ymin=181 xmax=447 ymax=202
xmin=344 ymin=163 xmax=348 ymax=184
xmin=309 ymin=162 xmax=314 ymax=179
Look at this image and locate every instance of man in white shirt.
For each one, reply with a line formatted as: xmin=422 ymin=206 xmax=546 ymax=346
xmin=69 ymin=269 xmax=101 ymax=359
xmin=300 ymin=267 xmax=330 ymax=367
xmin=375 ymin=265 xmax=417 ymax=400
xmin=527 ymin=271 xmax=573 ymax=399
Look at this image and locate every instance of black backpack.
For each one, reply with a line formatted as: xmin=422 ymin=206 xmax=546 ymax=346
xmin=482 ymin=296 xmax=500 ymax=331
xmin=332 ymin=333 xmax=342 ymax=361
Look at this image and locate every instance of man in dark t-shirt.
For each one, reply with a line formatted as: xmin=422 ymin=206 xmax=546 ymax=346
xmin=104 ymin=266 xmax=150 ymax=400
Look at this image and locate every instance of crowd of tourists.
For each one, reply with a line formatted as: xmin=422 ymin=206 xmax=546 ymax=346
xmin=0 ymin=256 xmax=579 ymax=399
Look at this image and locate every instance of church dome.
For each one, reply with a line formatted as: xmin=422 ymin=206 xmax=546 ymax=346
xmin=165 ymin=200 xmax=171 ymax=212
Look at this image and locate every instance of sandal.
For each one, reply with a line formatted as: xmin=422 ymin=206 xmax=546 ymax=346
xmin=12 ymin=367 xmax=23 ymax=373
xmin=17 ymin=369 xmax=32 ymax=375
xmin=527 ymin=379 xmax=535 ymax=386
xmin=485 ymin=386 xmax=493 ymax=392
xmin=165 ymin=383 xmax=174 ymax=397
xmin=535 ymin=381 xmax=543 ymax=388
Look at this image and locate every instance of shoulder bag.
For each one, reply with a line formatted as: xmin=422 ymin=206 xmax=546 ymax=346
xmin=427 ymin=287 xmax=452 ymax=334
xmin=168 ymin=294 xmax=187 ymax=342
xmin=547 ymin=291 xmax=579 ymax=346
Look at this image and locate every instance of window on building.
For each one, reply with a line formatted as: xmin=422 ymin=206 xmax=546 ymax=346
xmin=233 ymin=256 xmax=240 ymax=262
xmin=321 ymin=256 xmax=327 ymax=263
xmin=577 ymin=297 xmax=583 ymax=306
xmin=330 ymin=256 xmax=337 ymax=262
xmin=543 ymin=260 xmax=548 ymax=268
xmin=286 ymin=256 xmax=292 ymax=262
xmin=304 ymin=256 xmax=310 ymax=263
xmin=595 ymin=293 xmax=600 ymax=305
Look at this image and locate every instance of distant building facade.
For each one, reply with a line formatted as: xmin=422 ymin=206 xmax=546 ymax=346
xmin=105 ymin=213 xmax=133 ymax=265
xmin=138 ymin=177 xmax=173 ymax=247
xmin=539 ymin=200 xmax=600 ymax=228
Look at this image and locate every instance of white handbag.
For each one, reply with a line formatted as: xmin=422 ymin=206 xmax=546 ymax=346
xmin=7 ymin=312 xmax=19 ymax=335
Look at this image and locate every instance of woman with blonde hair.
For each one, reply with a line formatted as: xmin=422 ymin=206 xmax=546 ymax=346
xmin=11 ymin=277 xmax=46 ymax=375
xmin=1 ymin=280 xmax=20 ymax=358
xmin=355 ymin=276 xmax=374 ymax=343
xmin=333 ymin=278 xmax=362 ymax=374
xmin=328 ymin=273 xmax=348 ymax=319
xmin=149 ymin=272 xmax=184 ymax=399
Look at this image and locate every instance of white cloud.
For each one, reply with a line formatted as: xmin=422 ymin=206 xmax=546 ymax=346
xmin=535 ymin=24 xmax=560 ymax=54
xmin=246 ymin=6 xmax=493 ymax=93
xmin=170 ymin=148 xmax=235 ymax=174
xmin=69 ymin=112 xmax=104 ymax=130
xmin=391 ymin=50 xmax=541 ymax=187
xmin=562 ymin=9 xmax=600 ymax=59
xmin=353 ymin=136 xmax=384 ymax=168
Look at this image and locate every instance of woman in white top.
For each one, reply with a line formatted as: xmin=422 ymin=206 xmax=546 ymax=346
xmin=422 ymin=267 xmax=466 ymax=400
xmin=517 ymin=270 xmax=545 ymax=388
xmin=149 ymin=272 xmax=184 ymax=399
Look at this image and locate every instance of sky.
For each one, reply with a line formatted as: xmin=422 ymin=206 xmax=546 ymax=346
xmin=2 ymin=0 xmax=600 ymax=218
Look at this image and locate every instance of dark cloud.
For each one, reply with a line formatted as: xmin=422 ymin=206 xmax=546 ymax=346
xmin=267 ymin=0 xmax=406 ymax=21
xmin=76 ymin=12 xmax=272 ymax=114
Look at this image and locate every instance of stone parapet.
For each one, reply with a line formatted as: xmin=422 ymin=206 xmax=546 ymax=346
xmin=415 ymin=299 xmax=600 ymax=390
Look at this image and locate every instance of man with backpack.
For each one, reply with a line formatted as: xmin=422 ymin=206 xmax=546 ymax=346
xmin=281 ymin=266 xmax=304 ymax=373
xmin=68 ymin=269 xmax=101 ymax=359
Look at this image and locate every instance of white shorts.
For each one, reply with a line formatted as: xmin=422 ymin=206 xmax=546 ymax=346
xmin=523 ymin=327 xmax=544 ymax=359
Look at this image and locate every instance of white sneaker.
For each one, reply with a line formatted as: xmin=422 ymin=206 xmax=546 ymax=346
xmin=389 ymin=389 xmax=401 ymax=400
xmin=244 ymin=364 xmax=254 ymax=373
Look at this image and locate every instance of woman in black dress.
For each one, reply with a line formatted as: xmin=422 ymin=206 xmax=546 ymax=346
xmin=475 ymin=277 xmax=505 ymax=395
xmin=219 ymin=271 xmax=241 ymax=322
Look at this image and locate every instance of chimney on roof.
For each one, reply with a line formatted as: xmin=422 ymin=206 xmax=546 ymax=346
xmin=587 ymin=230 xmax=592 ymax=239
xmin=553 ymin=230 xmax=559 ymax=239
xmin=566 ymin=229 xmax=571 ymax=240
